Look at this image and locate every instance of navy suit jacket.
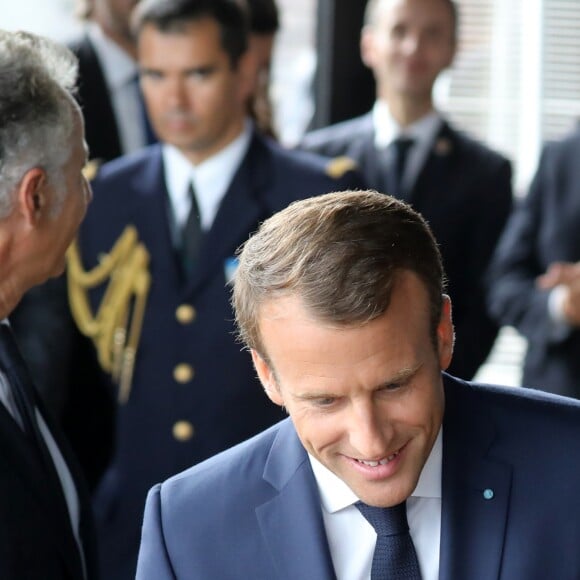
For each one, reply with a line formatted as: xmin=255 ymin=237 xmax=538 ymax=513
xmin=78 ymin=132 xmax=364 ymax=579
xmin=0 ymin=377 xmax=97 ymax=580
xmin=68 ymin=33 xmax=123 ymax=162
xmin=488 ymin=128 xmax=580 ymax=398
xmin=136 ymin=374 xmax=580 ymax=579
xmin=301 ymin=114 xmax=513 ymax=380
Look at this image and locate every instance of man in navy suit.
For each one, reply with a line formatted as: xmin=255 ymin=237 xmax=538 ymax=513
xmin=68 ymin=1 xmax=363 ymax=578
xmin=0 ymin=31 xmax=96 ymax=579
xmin=68 ymin=0 xmax=150 ymax=163
xmin=137 ymin=190 xmax=580 ymax=580
xmin=301 ymin=0 xmax=513 ymax=381
xmin=488 ymin=127 xmax=580 ymax=399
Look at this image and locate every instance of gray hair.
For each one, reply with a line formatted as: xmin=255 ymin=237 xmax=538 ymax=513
xmin=0 ymin=30 xmax=79 ymax=219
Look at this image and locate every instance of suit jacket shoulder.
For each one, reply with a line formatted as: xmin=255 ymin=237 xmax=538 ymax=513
xmin=300 ymin=113 xmax=374 ymax=159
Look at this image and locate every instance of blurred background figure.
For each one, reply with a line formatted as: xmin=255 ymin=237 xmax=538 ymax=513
xmin=60 ymin=0 xmax=364 ymax=578
xmin=301 ymin=0 xmax=513 ymax=381
xmin=246 ymin=0 xmax=280 ymax=137
xmin=0 ymin=29 xmax=96 ymax=580
xmin=488 ymin=126 xmax=580 ymax=399
xmin=69 ymin=0 xmax=155 ymax=162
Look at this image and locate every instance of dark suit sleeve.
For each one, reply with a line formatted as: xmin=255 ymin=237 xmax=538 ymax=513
xmin=10 ymin=274 xmax=115 ymax=491
xmin=447 ymin=157 xmax=513 ymax=379
xmin=487 ymin=147 xmax=555 ymax=341
xmin=136 ymin=485 xmax=176 ymax=580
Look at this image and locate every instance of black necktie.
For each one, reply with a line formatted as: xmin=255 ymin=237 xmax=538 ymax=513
xmin=391 ymin=137 xmax=415 ymax=199
xmin=356 ymin=500 xmax=422 ymax=579
xmin=180 ymin=183 xmax=202 ymax=278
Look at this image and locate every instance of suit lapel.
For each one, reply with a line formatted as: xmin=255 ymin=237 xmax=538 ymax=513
xmin=0 ymin=403 xmax=86 ymax=579
xmin=439 ymin=376 xmax=512 ymax=580
xmin=183 ymin=133 xmax=270 ymax=295
xmin=129 ymin=147 xmax=184 ymax=289
xmin=256 ymin=420 xmax=336 ymax=580
xmin=407 ymin=121 xmax=456 ymax=206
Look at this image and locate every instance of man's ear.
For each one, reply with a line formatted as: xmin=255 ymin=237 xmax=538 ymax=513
xmin=251 ymin=349 xmax=284 ymax=406
xmin=437 ymin=295 xmax=455 ymax=371
xmin=360 ymin=27 xmax=376 ymax=69
xmin=17 ymin=167 xmax=47 ymax=225
xmin=236 ymin=50 xmax=258 ymax=104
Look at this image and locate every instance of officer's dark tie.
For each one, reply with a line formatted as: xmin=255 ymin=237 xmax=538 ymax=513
xmin=356 ymin=500 xmax=422 ymax=579
xmin=180 ymin=183 xmax=202 ymax=278
xmin=390 ymin=136 xmax=415 ymax=199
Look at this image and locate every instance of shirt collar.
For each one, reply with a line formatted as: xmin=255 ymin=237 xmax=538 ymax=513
xmin=309 ymin=428 xmax=443 ymax=514
xmin=373 ymin=100 xmax=442 ymax=150
xmin=162 ymin=120 xmax=252 ymax=229
xmin=86 ymin=22 xmax=137 ymax=90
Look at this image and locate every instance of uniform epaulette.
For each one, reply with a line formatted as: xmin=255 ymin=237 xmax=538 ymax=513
xmin=325 ymin=156 xmax=358 ymax=179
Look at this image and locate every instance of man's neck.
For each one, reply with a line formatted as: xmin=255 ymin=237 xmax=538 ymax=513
xmin=379 ymin=92 xmax=435 ymax=129
xmin=94 ymin=22 xmax=137 ymax=60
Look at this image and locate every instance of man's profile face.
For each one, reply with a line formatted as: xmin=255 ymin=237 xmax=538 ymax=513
xmin=252 ymin=270 xmax=453 ymax=507
xmin=361 ymin=0 xmax=456 ymax=102
xmin=138 ymin=18 xmax=252 ymax=165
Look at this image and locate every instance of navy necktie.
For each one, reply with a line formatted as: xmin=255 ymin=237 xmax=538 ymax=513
xmin=390 ymin=137 xmax=415 ymax=199
xmin=356 ymin=500 xmax=422 ymax=579
xmin=180 ymin=183 xmax=202 ymax=278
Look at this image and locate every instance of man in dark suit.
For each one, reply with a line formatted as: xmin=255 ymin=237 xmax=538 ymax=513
xmin=301 ymin=0 xmax=513 ymax=380
xmin=67 ymin=1 xmax=363 ymax=578
xmin=137 ymin=190 xmax=580 ymax=580
xmin=488 ymin=127 xmax=580 ymax=399
xmin=68 ymin=0 xmax=151 ymax=162
xmin=0 ymin=30 xmax=97 ymax=579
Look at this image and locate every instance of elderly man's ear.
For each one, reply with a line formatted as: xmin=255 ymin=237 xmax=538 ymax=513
xmin=17 ymin=167 xmax=47 ymax=225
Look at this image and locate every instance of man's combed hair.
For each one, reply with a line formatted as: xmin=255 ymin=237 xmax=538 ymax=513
xmin=233 ymin=190 xmax=446 ymax=356
xmin=247 ymin=0 xmax=280 ymax=35
xmin=0 ymin=30 xmax=78 ymax=218
xmin=132 ymin=0 xmax=250 ymax=68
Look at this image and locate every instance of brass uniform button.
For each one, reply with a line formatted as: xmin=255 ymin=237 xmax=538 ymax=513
xmin=176 ymin=304 xmax=196 ymax=324
xmin=173 ymin=421 xmax=194 ymax=442
xmin=173 ymin=364 xmax=194 ymax=383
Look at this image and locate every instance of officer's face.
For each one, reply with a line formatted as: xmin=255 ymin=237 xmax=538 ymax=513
xmin=361 ymin=0 xmax=456 ymax=102
xmin=252 ymin=271 xmax=452 ymax=508
xmin=138 ymin=19 xmax=253 ymax=166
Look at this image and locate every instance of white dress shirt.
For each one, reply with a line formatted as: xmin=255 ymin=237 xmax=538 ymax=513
xmin=372 ymin=100 xmax=443 ymax=195
xmin=86 ymin=22 xmax=146 ymax=154
xmin=162 ymin=120 xmax=252 ymax=243
xmin=309 ymin=429 xmax=442 ymax=580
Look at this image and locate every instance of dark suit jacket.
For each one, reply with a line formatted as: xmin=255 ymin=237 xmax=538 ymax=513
xmin=77 ymin=132 xmax=364 ymax=580
xmin=136 ymin=374 xmax=580 ymax=579
xmin=68 ymin=33 xmax=123 ymax=163
xmin=487 ymin=128 xmax=580 ymax=398
xmin=301 ymin=113 xmax=513 ymax=380
xmin=0 ymin=374 xmax=98 ymax=580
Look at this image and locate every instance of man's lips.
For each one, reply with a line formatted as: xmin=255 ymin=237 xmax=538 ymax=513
xmin=354 ymin=448 xmax=401 ymax=467
xmin=344 ymin=442 xmax=408 ymax=480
